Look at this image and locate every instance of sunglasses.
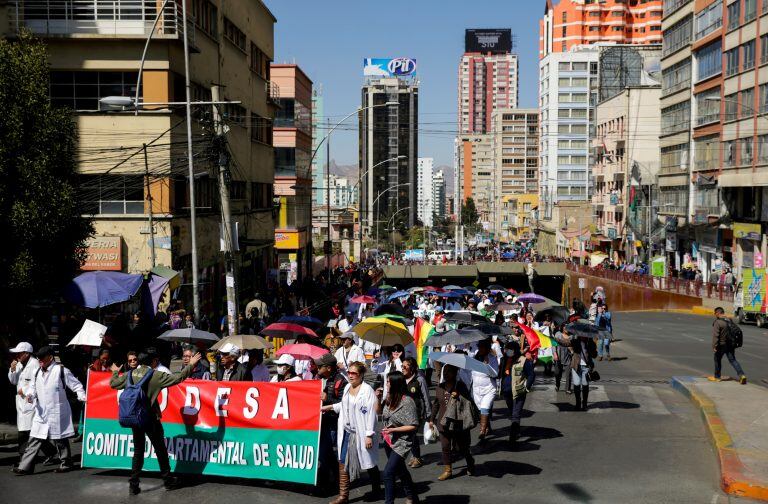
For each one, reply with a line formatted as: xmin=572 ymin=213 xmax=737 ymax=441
xmin=347 ymin=371 xmax=360 ymax=376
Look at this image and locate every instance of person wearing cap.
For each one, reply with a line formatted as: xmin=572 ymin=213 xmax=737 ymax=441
xmin=316 ymin=353 xmax=347 ymax=493
xmin=334 ymin=332 xmax=365 ymax=373
xmin=271 ymin=354 xmax=301 ymax=382
xmin=431 ymin=305 xmax=445 ymax=328
xmin=109 ymin=351 xmax=202 ymax=494
xmin=14 ymin=346 xmax=87 ymax=475
xmin=215 ymin=343 xmax=249 ymax=382
xmin=7 ymin=342 xmax=47 ymax=466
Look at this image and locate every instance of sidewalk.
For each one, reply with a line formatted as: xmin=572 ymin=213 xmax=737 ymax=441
xmin=672 ymin=376 xmax=768 ymax=501
xmin=0 ymin=423 xmax=19 ymax=445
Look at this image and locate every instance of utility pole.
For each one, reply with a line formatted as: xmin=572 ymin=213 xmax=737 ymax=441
xmin=143 ymin=144 xmax=156 ymax=268
xmin=212 ymin=85 xmax=238 ymax=336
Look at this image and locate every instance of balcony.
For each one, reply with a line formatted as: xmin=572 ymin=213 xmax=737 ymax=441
xmin=266 ymin=80 xmax=280 ymax=105
xmin=9 ymin=0 xmax=194 ymax=42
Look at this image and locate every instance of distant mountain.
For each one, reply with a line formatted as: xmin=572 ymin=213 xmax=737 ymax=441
xmin=327 ymin=160 xmax=454 ymax=195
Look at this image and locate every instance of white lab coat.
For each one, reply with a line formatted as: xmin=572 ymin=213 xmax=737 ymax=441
xmin=8 ymin=357 xmax=40 ymax=431
xmin=28 ymin=363 xmax=86 ymax=440
xmin=332 ymin=382 xmax=378 ymax=470
xmin=335 ymin=345 xmax=366 ymax=370
xmin=470 ymin=352 xmax=499 ymax=410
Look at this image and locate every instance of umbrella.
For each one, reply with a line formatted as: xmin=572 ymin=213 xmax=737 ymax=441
xmin=444 ymin=311 xmax=489 ymax=324
xmin=261 ymin=323 xmax=318 ymax=340
xmin=158 ymin=327 xmax=220 ymax=344
xmin=473 ymin=323 xmax=513 ymax=336
xmin=516 ymin=293 xmax=547 ymax=304
xmin=355 ymin=317 xmax=412 ymax=347
xmin=429 ymin=351 xmax=497 ymax=377
xmin=534 ymin=306 xmax=570 ymax=326
xmin=501 ymin=252 xmax=515 ymax=259
xmin=488 ymin=302 xmax=517 ymax=311
xmin=423 ymin=286 xmax=444 ymax=292
xmin=435 ymin=290 xmax=463 ymax=299
xmin=150 ymin=265 xmax=181 ymax=291
xmin=366 ymin=287 xmax=380 ymax=296
xmin=276 ymin=343 xmax=329 ymax=360
xmin=212 ymin=334 xmax=272 ymax=351
xmin=376 ymin=313 xmax=414 ymax=326
xmin=374 ymin=302 xmax=407 ymax=317
xmin=443 ymin=285 xmax=463 ymax=290
xmin=427 ymin=328 xmax=488 ymax=347
xmin=350 ymin=295 xmax=377 ymax=305
xmin=566 ymin=321 xmax=610 ymax=339
xmin=529 ymin=295 xmax=562 ymax=309
xmin=63 ymin=271 xmax=143 ymax=309
xmin=278 ymin=315 xmax=323 ymax=328
xmin=67 ymin=319 xmax=107 ymax=347
xmin=486 ymin=284 xmax=507 ymax=292
xmin=378 ymin=284 xmax=396 ymax=291
xmin=386 ymin=290 xmax=411 ymax=302
xmin=408 ymin=286 xmax=424 ymax=293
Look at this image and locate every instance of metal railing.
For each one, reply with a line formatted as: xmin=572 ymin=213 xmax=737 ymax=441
xmin=9 ymin=0 xmax=192 ymax=41
xmin=568 ymin=263 xmax=734 ymax=302
xmin=266 ymin=80 xmax=280 ymax=104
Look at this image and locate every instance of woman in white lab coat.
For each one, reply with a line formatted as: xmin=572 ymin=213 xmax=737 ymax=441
xmin=322 ymin=361 xmax=381 ymax=503
xmin=471 ymin=338 xmax=499 ymax=442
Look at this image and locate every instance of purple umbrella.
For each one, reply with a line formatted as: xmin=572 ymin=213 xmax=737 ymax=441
xmin=63 ymin=271 xmax=144 ymax=309
xmin=516 ymin=293 xmax=546 ymax=304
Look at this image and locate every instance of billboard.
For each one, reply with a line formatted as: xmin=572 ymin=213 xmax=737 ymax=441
xmin=465 ymin=29 xmax=512 ymax=53
xmin=363 ymin=58 xmax=417 ymax=77
xmin=82 ymin=236 xmax=122 ymax=271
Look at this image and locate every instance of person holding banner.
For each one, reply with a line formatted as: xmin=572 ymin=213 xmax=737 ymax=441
xmin=271 ymin=354 xmax=302 ymax=382
xmin=109 ymin=351 xmax=202 ymax=495
xmin=322 ymin=361 xmax=381 ymax=504
xmin=316 ymin=353 xmax=348 ymax=494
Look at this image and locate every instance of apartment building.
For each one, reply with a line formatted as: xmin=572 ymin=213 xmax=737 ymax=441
xmin=501 ymin=193 xmax=539 ymax=242
xmin=432 ymin=170 xmax=447 ymax=222
xmin=271 ymin=64 xmax=313 ymax=284
xmin=417 ymin=158 xmax=435 ymax=227
xmin=457 ymin=134 xmax=496 ymax=231
xmin=8 ymin=0 xmax=277 ymax=313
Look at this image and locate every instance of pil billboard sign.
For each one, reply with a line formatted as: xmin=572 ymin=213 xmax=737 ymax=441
xmin=363 ymin=58 xmax=417 ymax=78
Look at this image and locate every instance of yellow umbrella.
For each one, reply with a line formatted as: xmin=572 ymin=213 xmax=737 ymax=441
xmin=355 ymin=316 xmax=412 ymax=347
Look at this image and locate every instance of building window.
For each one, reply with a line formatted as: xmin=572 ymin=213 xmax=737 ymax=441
xmin=230 ymin=181 xmax=247 ymax=200
xmin=78 ymin=175 xmax=145 ymax=215
xmin=661 ymin=101 xmax=691 ymax=135
xmin=695 ymin=40 xmax=722 ymax=81
xmin=662 ymin=58 xmax=691 ymax=96
xmin=694 ymin=135 xmax=719 ymax=170
xmin=663 ymin=16 xmax=693 ymax=57
xmin=696 ymin=88 xmax=721 ymax=126
xmin=724 ymin=140 xmax=736 ymax=166
xmin=727 ymin=0 xmax=740 ymax=31
xmin=744 ymin=0 xmax=756 ymax=22
xmin=250 ymin=112 xmax=273 ymax=145
xmin=50 ymin=71 xmax=139 ymax=111
xmin=223 ymin=17 xmax=246 ymax=52
xmin=221 ymin=103 xmax=246 ymax=124
xmin=760 ymin=83 xmax=768 ymax=114
xmin=250 ymin=43 xmax=271 ymax=81
xmin=695 ymin=0 xmax=723 ymax=40
xmin=761 ymin=34 xmax=768 ymax=65
xmin=741 ymin=87 xmax=754 ymax=117
xmin=660 ymin=144 xmax=689 ymax=173
xmin=742 ymin=39 xmax=756 ymax=70
xmin=740 ymin=137 xmax=754 ymax=165
xmin=250 ymin=182 xmax=273 ymax=210
xmin=758 ymin=135 xmax=768 ymax=163
xmin=193 ymin=0 xmax=218 ymax=39
xmin=725 ymin=48 xmax=739 ymax=76
xmin=724 ymin=92 xmax=739 ymax=121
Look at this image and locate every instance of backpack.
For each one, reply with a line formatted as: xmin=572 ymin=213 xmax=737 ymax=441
xmin=725 ymin=319 xmax=744 ymax=349
xmin=118 ymin=368 xmax=154 ymax=429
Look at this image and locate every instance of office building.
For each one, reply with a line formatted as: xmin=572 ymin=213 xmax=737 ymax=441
xmin=417 ymin=158 xmax=435 ymax=227
xmin=328 ymin=175 xmax=359 ymax=208
xmin=459 ymin=29 xmax=519 ymax=134
xmin=360 ymin=76 xmax=418 ymax=234
xmin=311 ymin=86 xmax=326 ymax=205
xmin=271 ymin=64 xmax=313 ymax=284
xmin=432 ymin=170 xmax=447 ymax=222
xmin=21 ymin=0 xmax=277 ymax=311
xmin=457 ymin=133 xmax=496 ymax=230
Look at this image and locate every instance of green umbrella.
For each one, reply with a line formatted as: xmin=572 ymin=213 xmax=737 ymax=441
xmin=151 ymin=265 xmax=180 ymax=291
xmin=379 ymin=284 xmax=396 ymax=290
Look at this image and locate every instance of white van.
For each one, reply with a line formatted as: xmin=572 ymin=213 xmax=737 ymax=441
xmin=427 ymin=250 xmax=453 ymax=262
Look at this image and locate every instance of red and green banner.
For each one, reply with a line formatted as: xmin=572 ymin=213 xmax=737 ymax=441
xmin=82 ymin=372 xmax=321 ymax=485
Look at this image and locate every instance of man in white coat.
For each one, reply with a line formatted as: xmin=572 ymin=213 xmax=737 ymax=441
xmin=14 ymin=346 xmax=86 ymax=475
xmin=7 ymin=342 xmax=40 ymax=464
xmin=334 ymin=332 xmax=366 ymax=373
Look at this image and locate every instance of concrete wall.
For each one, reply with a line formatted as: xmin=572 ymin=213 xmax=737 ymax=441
xmin=568 ymin=271 xmax=702 ymax=311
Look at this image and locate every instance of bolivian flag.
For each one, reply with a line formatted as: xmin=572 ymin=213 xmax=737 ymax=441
xmin=413 ymin=318 xmax=435 ymax=369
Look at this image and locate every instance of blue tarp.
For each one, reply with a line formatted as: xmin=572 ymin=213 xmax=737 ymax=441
xmin=64 ymin=271 xmax=143 ymax=309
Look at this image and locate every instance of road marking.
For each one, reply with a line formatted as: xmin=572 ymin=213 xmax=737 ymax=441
xmin=527 ymin=385 xmax=562 ymax=412
xmin=628 ymin=385 xmax=671 ymax=415
xmin=587 ymin=385 xmax=610 ymax=413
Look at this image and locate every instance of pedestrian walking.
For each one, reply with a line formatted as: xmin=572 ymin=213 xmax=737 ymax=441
xmin=471 ymin=339 xmax=499 ymax=442
xmin=595 ymin=304 xmax=613 ymax=361
xmin=500 ymin=340 xmax=534 ymax=445
xmin=553 ymin=325 xmax=573 ymax=394
xmin=322 ymin=361 xmax=381 ymax=504
xmin=711 ymin=307 xmax=747 ymax=384
xmin=402 ymin=357 xmax=430 ymax=468
xmin=558 ymin=332 xmax=598 ymax=411
xmin=14 ymin=346 xmax=87 ymax=475
xmin=429 ymin=364 xmax=476 ymax=481
xmin=334 ymin=332 xmax=366 ymax=374
xmin=379 ymin=371 xmax=420 ymax=504
xmin=109 ymin=351 xmax=202 ymax=495
xmin=316 ymin=353 xmax=347 ymax=495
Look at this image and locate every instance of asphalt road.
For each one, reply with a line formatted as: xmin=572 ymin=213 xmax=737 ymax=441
xmin=0 ymin=312 xmax=763 ymax=504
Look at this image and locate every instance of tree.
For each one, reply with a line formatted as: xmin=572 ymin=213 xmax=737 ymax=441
xmin=461 ymin=197 xmax=481 ymax=234
xmin=0 ymin=34 xmax=93 ymax=319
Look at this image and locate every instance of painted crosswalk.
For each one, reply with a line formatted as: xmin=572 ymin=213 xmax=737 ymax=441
xmin=516 ymin=383 xmax=674 ymax=416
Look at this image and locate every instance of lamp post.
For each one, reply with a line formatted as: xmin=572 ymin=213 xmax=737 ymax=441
xmin=372 ymin=182 xmax=411 ymax=248
xmin=386 ymin=206 xmax=411 ymax=256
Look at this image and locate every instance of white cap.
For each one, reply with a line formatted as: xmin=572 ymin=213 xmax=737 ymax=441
xmin=475 ymin=289 xmax=483 ymax=295
xmin=9 ymin=342 xmax=33 ymax=354
xmin=274 ymin=354 xmax=295 ymax=367
xmin=218 ymin=343 xmax=241 ymax=356
xmin=340 ymin=331 xmax=357 ymax=340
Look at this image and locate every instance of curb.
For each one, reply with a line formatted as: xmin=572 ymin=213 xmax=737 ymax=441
xmin=671 ymin=376 xmax=768 ymax=501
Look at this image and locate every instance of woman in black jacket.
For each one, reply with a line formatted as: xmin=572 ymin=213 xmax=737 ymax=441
xmin=555 ymin=332 xmax=598 ymax=411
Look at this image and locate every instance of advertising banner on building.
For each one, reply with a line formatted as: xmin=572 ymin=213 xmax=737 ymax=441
xmin=733 ymin=222 xmax=761 ymax=241
xmin=82 ymin=373 xmax=321 ymax=485
xmin=465 ymin=29 xmax=512 ymax=53
xmin=82 ymin=236 xmax=122 ymax=271
xmin=363 ymin=58 xmax=417 ymax=77
xmin=741 ymin=268 xmax=766 ymax=313
xmin=404 ymin=249 xmax=425 ymax=262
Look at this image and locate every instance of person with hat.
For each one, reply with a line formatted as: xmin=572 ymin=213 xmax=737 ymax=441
xmin=316 ymin=353 xmax=348 ymax=493
xmin=334 ymin=332 xmax=366 ymax=374
xmin=215 ymin=343 xmax=249 ymax=382
xmin=271 ymin=354 xmax=301 ymax=382
xmin=14 ymin=346 xmax=87 ymax=475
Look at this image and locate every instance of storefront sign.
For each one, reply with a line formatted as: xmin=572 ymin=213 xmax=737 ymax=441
xmin=651 ymin=256 xmax=666 ymax=278
xmin=733 ymin=222 xmax=761 ymax=241
xmin=695 ymin=227 xmax=720 ymax=254
xmin=82 ymin=236 xmax=122 ymax=271
xmin=275 ymin=231 xmax=300 ymax=250
xmin=82 ymin=373 xmax=321 ymax=484
xmin=742 ymin=268 xmax=766 ymax=312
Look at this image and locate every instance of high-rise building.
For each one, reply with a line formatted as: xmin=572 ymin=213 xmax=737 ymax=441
xmin=417 ymin=158 xmax=435 ymax=227
xmin=432 ymin=170 xmax=447 ymax=222
xmin=457 ymin=133 xmax=496 ymax=229
xmin=459 ymin=29 xmax=519 ymax=134
xmin=271 ymin=64 xmax=313 ymax=284
xmin=360 ymin=76 xmax=418 ymax=233
xmin=311 ymin=86 xmax=326 ymax=205
xmin=328 ymin=175 xmax=359 ymax=208
xmin=26 ymin=0 xmax=277 ymax=308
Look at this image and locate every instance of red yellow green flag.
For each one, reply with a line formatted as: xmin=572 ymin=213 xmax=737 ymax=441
xmin=414 ymin=318 xmax=435 ymax=369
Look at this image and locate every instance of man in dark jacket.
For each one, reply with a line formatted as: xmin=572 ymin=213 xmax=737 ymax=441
xmin=711 ymin=307 xmax=747 ymax=384
xmin=110 ymin=351 xmax=201 ymax=495
xmin=316 ymin=353 xmax=347 ymax=493
xmin=215 ymin=343 xmax=249 ymax=382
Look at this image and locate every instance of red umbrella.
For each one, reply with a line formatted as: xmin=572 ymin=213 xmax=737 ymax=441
xmin=350 ymin=295 xmax=376 ymax=304
xmin=276 ymin=343 xmax=329 ymax=360
xmin=423 ymin=286 xmax=445 ymax=292
xmin=261 ymin=323 xmax=318 ymax=340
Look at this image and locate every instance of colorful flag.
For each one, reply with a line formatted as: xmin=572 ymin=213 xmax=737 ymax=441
xmin=413 ymin=318 xmax=435 ymax=369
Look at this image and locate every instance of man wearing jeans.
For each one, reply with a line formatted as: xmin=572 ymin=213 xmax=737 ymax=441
xmin=711 ymin=307 xmax=747 ymax=384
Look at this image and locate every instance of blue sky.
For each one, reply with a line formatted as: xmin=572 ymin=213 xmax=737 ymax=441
xmin=265 ymin=0 xmax=542 ymax=168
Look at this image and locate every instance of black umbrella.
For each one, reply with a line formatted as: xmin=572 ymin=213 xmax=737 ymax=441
xmin=565 ymin=321 xmax=610 ymax=339
xmin=427 ymin=328 xmax=488 ymax=347
xmin=444 ymin=311 xmax=489 ymax=324
xmin=487 ymin=284 xmax=508 ymax=292
xmin=534 ymin=306 xmax=570 ymax=326
xmin=472 ymin=323 xmax=513 ymax=336
xmin=374 ymin=303 xmax=406 ymax=317
xmin=488 ymin=302 xmax=518 ymax=311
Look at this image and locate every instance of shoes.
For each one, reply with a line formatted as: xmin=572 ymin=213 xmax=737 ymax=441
xmin=466 ymin=456 xmax=476 ymax=476
xmin=42 ymin=457 xmax=60 ymax=466
xmin=740 ymin=375 xmax=747 ymax=385
xmin=607 ymin=357 xmax=613 ymax=361
xmin=54 ymin=467 xmax=73 ymax=473
xmin=163 ymin=476 xmax=180 ymax=490
xmin=129 ymin=484 xmax=141 ymax=496
xmin=437 ymin=464 xmax=452 ymax=481
xmin=708 ymin=376 xmax=722 ymax=382
xmin=12 ymin=467 xmax=32 ymax=476
xmin=598 ymin=356 xmax=603 ymax=361
xmin=409 ymin=457 xmax=423 ymax=468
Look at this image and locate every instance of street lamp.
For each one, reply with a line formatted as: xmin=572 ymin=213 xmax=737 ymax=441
xmin=386 ymin=206 xmax=411 ymax=255
xmin=371 ymin=182 xmax=411 ymax=248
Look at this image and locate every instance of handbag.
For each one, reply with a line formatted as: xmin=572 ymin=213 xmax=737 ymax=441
xmin=588 ymin=369 xmax=601 ymax=382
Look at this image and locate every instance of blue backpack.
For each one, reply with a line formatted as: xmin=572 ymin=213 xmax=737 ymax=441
xmin=118 ymin=368 xmax=154 ymax=429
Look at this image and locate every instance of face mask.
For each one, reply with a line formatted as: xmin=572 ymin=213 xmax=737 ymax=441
xmin=277 ymin=366 xmax=287 ymax=376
